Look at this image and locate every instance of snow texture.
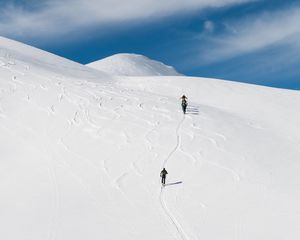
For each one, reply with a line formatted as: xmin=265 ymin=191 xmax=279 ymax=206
xmin=1 ymin=36 xmax=300 ymax=240
xmin=87 ymin=53 xmax=181 ymax=76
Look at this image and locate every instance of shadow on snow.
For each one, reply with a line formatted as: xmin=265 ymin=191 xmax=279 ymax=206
xmin=164 ymin=181 xmax=183 ymax=186
xmin=186 ymin=105 xmax=199 ymax=115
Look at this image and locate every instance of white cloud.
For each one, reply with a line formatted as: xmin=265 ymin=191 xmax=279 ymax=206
xmin=204 ymin=20 xmax=215 ymax=33
xmin=0 ymin=0 xmax=254 ymax=38
xmin=201 ymin=6 xmax=300 ymax=63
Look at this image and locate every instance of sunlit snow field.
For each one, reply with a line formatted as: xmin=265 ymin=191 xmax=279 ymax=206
xmin=1 ymin=37 xmax=300 ymax=240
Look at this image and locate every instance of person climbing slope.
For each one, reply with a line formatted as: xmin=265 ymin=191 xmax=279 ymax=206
xmin=160 ymin=168 xmax=168 ymax=185
xmin=180 ymin=95 xmax=188 ymax=114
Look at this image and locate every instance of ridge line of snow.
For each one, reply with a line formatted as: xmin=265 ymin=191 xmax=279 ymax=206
xmin=87 ymin=53 xmax=181 ymax=76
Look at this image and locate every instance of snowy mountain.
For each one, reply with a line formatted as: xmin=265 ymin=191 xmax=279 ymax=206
xmin=87 ymin=53 xmax=181 ymax=76
xmin=1 ymin=36 xmax=300 ymax=240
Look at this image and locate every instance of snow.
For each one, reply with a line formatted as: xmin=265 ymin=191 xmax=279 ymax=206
xmin=87 ymin=53 xmax=181 ymax=76
xmin=1 ymin=36 xmax=300 ymax=240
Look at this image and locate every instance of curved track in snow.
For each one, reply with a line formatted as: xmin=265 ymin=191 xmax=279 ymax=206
xmin=160 ymin=114 xmax=188 ymax=240
xmin=160 ymin=186 xmax=188 ymax=240
xmin=162 ymin=115 xmax=185 ymax=167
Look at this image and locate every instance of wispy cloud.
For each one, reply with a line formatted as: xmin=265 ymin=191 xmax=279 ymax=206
xmin=0 ymin=0 xmax=254 ymax=39
xmin=204 ymin=20 xmax=215 ymax=33
xmin=200 ymin=6 xmax=300 ymax=63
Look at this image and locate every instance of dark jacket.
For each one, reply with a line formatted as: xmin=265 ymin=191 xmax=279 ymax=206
xmin=160 ymin=169 xmax=168 ymax=177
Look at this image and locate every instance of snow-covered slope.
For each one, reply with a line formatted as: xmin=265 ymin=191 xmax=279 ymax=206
xmin=1 ymin=36 xmax=300 ymax=240
xmin=87 ymin=53 xmax=181 ymax=76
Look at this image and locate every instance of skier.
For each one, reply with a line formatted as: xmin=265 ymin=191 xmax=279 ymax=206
xmin=180 ymin=95 xmax=188 ymax=114
xmin=160 ymin=168 xmax=168 ymax=185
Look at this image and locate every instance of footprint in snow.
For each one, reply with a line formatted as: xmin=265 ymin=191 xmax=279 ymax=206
xmin=50 ymin=105 xmax=55 ymax=113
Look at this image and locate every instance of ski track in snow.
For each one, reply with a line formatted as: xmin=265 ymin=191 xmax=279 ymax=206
xmin=162 ymin=116 xmax=185 ymax=167
xmin=160 ymin=186 xmax=188 ymax=240
xmin=46 ymin=154 xmax=60 ymax=240
xmin=160 ymin=114 xmax=189 ymax=240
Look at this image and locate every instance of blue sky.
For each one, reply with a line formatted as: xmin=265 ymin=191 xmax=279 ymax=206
xmin=1 ymin=0 xmax=300 ymax=89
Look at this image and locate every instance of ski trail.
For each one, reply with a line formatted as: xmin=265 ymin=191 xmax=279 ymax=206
xmin=160 ymin=114 xmax=188 ymax=240
xmin=160 ymin=186 xmax=188 ymax=240
xmin=163 ymin=115 xmax=185 ymax=167
xmin=47 ymin=157 xmax=60 ymax=240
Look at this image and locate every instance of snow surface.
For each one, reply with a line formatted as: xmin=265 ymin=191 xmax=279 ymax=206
xmin=87 ymin=53 xmax=181 ymax=76
xmin=1 ymin=36 xmax=300 ymax=240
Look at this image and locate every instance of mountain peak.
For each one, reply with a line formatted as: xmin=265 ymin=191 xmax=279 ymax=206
xmin=86 ymin=53 xmax=181 ymax=76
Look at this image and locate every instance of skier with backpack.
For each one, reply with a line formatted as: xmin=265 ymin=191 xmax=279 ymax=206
xmin=160 ymin=168 xmax=168 ymax=185
xmin=180 ymin=95 xmax=188 ymax=114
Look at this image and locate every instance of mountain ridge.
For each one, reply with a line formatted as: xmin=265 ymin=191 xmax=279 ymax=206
xmin=87 ymin=53 xmax=181 ymax=76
